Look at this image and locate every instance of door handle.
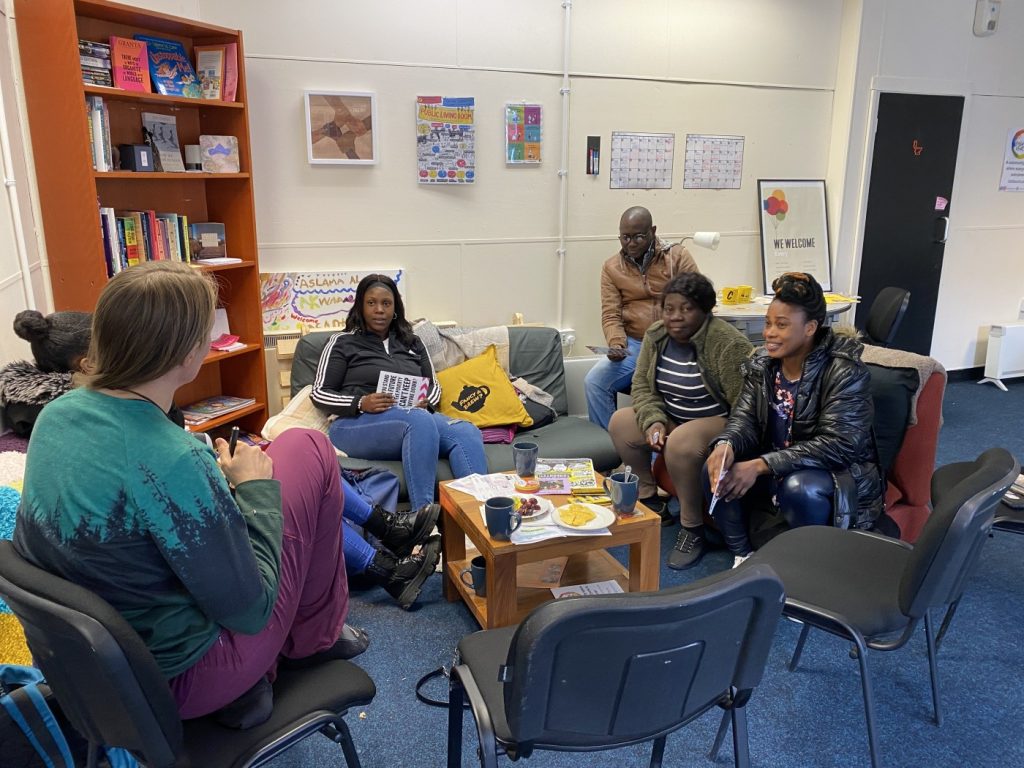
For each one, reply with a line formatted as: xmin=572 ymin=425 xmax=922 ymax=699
xmin=935 ymin=216 xmax=949 ymax=244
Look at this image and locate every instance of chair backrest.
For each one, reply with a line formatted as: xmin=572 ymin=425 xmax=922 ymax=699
xmin=864 ymin=286 xmax=910 ymax=347
xmin=898 ymin=448 xmax=1019 ymax=618
xmin=0 ymin=540 xmax=184 ymax=768
xmin=501 ymin=564 xmax=784 ymax=750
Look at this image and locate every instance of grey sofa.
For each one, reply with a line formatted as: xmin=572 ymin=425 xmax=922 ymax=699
xmin=290 ymin=326 xmax=620 ymax=501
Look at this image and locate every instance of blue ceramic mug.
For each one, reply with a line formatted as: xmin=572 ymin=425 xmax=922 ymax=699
xmin=603 ymin=471 xmax=639 ymax=516
xmin=484 ymin=496 xmax=522 ymax=541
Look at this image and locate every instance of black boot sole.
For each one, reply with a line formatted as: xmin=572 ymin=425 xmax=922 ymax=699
xmin=390 ymin=536 xmax=442 ymax=609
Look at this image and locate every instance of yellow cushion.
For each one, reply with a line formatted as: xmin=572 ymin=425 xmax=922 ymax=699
xmin=436 ymin=345 xmax=533 ymax=428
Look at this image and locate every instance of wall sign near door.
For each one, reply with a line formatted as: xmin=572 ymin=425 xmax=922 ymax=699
xmin=756 ymin=179 xmax=832 ymax=293
xmin=998 ymin=127 xmax=1024 ymax=192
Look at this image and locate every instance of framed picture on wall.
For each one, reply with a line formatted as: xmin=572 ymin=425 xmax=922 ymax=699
xmin=757 ymin=179 xmax=832 ymax=292
xmin=304 ymin=90 xmax=378 ymax=165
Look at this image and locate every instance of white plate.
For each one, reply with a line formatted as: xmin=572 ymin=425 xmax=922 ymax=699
xmin=511 ymin=493 xmax=555 ymax=520
xmin=553 ymin=502 xmax=615 ymax=531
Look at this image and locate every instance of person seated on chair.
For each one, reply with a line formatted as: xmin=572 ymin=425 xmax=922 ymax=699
xmin=14 ymin=262 xmax=362 ymax=729
xmin=608 ymin=273 xmax=753 ymax=570
xmin=585 ymin=206 xmax=700 ymax=430
xmin=0 ymin=309 xmax=92 ymax=437
xmin=339 ymin=478 xmax=441 ymax=610
xmin=705 ymin=271 xmax=886 ymax=568
xmin=310 ymin=273 xmax=488 ymax=510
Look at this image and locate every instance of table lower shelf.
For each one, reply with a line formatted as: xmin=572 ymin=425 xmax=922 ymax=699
xmin=446 ymin=548 xmax=628 ymax=629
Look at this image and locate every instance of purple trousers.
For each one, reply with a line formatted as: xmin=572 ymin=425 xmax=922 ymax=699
xmin=170 ymin=429 xmax=349 ymax=719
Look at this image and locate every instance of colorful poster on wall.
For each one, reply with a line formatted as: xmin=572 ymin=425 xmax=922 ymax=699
xmin=609 ymin=132 xmax=674 ymax=189
xmin=998 ymin=128 xmax=1024 ymax=192
xmin=259 ymin=269 xmax=405 ymax=334
xmin=683 ymin=134 xmax=744 ymax=189
xmin=757 ymin=179 xmax=832 ymax=292
xmin=505 ymin=103 xmax=542 ymax=164
xmin=416 ymin=96 xmax=475 ymax=183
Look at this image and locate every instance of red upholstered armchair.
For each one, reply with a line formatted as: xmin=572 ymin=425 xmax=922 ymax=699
xmin=652 ymin=355 xmax=946 ymax=544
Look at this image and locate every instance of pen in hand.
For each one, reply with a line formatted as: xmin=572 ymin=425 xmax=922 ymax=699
xmin=228 ymin=426 xmax=240 ymax=457
xmin=708 ymin=462 xmax=729 ymax=515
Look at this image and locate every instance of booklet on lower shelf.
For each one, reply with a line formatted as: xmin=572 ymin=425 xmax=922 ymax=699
xmin=550 ymin=580 xmax=623 ymax=599
xmin=181 ymin=394 xmax=255 ymax=425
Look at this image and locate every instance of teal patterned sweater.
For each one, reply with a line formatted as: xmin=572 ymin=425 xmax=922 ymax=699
xmin=14 ymin=388 xmax=283 ymax=678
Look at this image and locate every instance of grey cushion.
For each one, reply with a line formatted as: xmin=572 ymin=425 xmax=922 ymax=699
xmin=865 ymin=363 xmax=917 ymax=472
xmin=507 ymin=326 xmax=568 ymax=416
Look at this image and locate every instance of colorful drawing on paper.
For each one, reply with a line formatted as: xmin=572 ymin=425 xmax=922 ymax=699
xmin=610 ymin=132 xmax=674 ymax=189
xmin=505 ymin=103 xmax=541 ymax=164
xmin=305 ymin=91 xmax=377 ymax=164
xmin=416 ymin=96 xmax=475 ymax=183
xmin=683 ymin=134 xmax=744 ymax=189
xmin=259 ymin=269 xmax=404 ymax=334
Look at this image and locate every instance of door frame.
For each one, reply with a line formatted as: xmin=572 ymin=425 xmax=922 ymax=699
xmin=845 ymin=76 xmax=973 ymax=330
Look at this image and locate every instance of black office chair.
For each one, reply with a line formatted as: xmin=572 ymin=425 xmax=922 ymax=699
xmin=447 ymin=564 xmax=784 ymax=768
xmin=861 ymin=286 xmax=910 ymax=347
xmin=749 ymin=447 xmax=1018 ymax=768
xmin=0 ymin=540 xmax=376 ymax=768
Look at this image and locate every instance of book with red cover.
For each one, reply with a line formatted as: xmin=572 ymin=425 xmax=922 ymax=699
xmin=109 ymin=36 xmax=151 ymax=92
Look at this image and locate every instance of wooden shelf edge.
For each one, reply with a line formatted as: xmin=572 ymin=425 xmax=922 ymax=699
xmin=95 ymin=171 xmax=250 ymax=180
xmin=191 ymin=259 xmax=257 ymax=272
xmin=202 ymin=342 xmax=261 ymax=365
xmin=83 ymin=84 xmax=244 ymax=109
xmin=185 ymin=402 xmax=265 ymax=433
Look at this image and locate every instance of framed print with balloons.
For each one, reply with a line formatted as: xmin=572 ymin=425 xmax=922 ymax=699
xmin=757 ymin=179 xmax=832 ymax=293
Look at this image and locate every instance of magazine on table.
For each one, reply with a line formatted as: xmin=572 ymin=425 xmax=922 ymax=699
xmin=536 ymin=458 xmax=602 ymax=494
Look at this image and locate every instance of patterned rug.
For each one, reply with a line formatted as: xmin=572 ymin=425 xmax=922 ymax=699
xmin=0 ymin=435 xmax=32 ymax=665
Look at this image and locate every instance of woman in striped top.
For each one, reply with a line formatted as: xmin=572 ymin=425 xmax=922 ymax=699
xmin=608 ymin=273 xmax=753 ymax=570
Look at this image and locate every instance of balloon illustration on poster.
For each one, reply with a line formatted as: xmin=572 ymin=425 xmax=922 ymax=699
xmin=763 ymin=188 xmax=789 ymax=231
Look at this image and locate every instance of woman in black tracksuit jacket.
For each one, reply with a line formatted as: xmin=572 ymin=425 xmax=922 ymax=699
xmin=705 ymin=272 xmax=885 ymax=564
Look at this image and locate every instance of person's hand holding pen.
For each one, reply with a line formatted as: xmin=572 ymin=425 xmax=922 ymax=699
xmin=215 ymin=429 xmax=273 ymax=487
xmin=645 ymin=422 xmax=667 ymax=451
xmin=708 ymin=441 xmax=770 ymax=502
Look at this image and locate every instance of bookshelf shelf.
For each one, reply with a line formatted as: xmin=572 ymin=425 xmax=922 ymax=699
xmin=16 ymin=0 xmax=268 ymax=435
xmin=185 ymin=403 xmax=265 ymax=434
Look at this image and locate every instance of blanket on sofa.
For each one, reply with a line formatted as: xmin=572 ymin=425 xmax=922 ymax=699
xmin=414 ymin=320 xmax=510 ymax=372
xmin=861 ymin=345 xmax=946 ymax=426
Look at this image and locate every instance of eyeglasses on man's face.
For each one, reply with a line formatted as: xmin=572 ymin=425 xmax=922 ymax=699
xmin=619 ymin=231 xmax=651 ymax=244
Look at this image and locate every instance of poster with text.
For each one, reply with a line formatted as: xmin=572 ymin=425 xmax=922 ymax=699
xmin=416 ymin=96 xmax=475 ymax=183
xmin=757 ymin=180 xmax=832 ymax=292
xmin=505 ymin=103 xmax=542 ymax=164
xmin=998 ymin=128 xmax=1024 ymax=192
xmin=259 ymin=269 xmax=404 ymax=334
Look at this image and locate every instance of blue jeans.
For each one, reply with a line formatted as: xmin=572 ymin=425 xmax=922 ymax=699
xmin=328 ymin=408 xmax=487 ymax=509
xmin=341 ymin=479 xmax=375 ymax=574
xmin=584 ymin=336 xmax=642 ymax=430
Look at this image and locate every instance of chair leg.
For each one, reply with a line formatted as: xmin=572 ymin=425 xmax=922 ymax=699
xmin=86 ymin=743 xmax=100 ymax=768
xmin=333 ymin=718 xmax=363 ymax=768
xmin=934 ymin=598 xmax=961 ymax=652
xmin=649 ymin=734 xmax=666 ymax=768
xmin=731 ymin=705 xmax=750 ymax=768
xmin=789 ymin=623 xmax=811 ymax=671
xmin=852 ymin=634 xmax=881 ymax=768
xmin=448 ymin=677 xmax=465 ymax=768
xmin=924 ymin=610 xmax=943 ymax=726
xmin=709 ymin=706 xmax=731 ymax=761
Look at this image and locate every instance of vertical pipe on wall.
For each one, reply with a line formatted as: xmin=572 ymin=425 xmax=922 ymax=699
xmin=555 ymin=0 xmax=572 ymax=330
xmin=0 ymin=55 xmax=35 ymax=312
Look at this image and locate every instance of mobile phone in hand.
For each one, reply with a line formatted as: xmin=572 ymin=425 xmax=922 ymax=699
xmin=228 ymin=426 xmax=240 ymax=457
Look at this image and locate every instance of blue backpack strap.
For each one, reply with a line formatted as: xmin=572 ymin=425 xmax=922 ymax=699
xmin=0 ymin=682 xmax=75 ymax=768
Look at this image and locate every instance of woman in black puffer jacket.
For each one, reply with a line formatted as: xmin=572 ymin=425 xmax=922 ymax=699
xmin=705 ymin=272 xmax=886 ymax=565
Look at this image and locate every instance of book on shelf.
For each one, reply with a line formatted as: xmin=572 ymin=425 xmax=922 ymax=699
xmin=536 ymin=458 xmax=603 ymax=495
xmin=85 ymin=95 xmax=111 ymax=171
xmin=109 ymin=36 xmax=150 ymax=92
xmin=133 ymin=34 xmax=202 ymax=99
xmin=80 ymin=39 xmax=113 ymax=87
xmin=199 ymin=135 xmax=240 ymax=173
xmin=156 ymin=212 xmax=184 ymax=261
xmin=193 ymin=44 xmax=224 ymax=100
xmin=141 ymin=112 xmax=185 ymax=173
xmin=181 ymin=395 xmax=256 ymax=426
xmin=79 ymin=39 xmax=111 ymax=58
xmin=189 ymin=222 xmax=227 ymax=259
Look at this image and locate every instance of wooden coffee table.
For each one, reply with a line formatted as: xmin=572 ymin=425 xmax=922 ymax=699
xmin=439 ymin=477 xmax=661 ymax=629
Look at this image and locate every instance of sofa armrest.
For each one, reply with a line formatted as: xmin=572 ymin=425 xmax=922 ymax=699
xmin=887 ymin=371 xmax=945 ymax=508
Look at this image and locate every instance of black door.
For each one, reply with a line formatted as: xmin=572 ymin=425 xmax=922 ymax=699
xmin=856 ymin=93 xmax=964 ymax=355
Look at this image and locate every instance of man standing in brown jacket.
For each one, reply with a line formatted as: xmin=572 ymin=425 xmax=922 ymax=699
xmin=585 ymin=206 xmax=699 ymax=429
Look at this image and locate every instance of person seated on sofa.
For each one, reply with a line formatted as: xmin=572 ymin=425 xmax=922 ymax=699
xmin=339 ymin=479 xmax=441 ymax=610
xmin=15 ymin=262 xmax=360 ymax=728
xmin=310 ymin=273 xmax=488 ymax=510
xmin=705 ymin=271 xmax=885 ymax=568
xmin=608 ymin=273 xmax=753 ymax=570
xmin=0 ymin=309 xmax=92 ymax=437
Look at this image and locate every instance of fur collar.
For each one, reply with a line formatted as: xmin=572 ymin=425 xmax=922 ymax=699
xmin=0 ymin=361 xmax=74 ymax=405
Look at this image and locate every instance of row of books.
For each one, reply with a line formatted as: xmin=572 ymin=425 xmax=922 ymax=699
xmin=97 ymin=207 xmax=227 ymax=277
xmin=84 ymin=35 xmax=238 ymax=102
xmin=182 ymin=395 xmax=256 ymax=427
xmin=79 ymin=39 xmax=112 ymax=88
xmin=86 ymin=95 xmax=113 ymax=172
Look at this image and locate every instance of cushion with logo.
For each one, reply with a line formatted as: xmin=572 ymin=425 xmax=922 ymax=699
xmin=436 ymin=345 xmax=533 ymax=428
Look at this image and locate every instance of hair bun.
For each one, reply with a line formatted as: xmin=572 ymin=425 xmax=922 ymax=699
xmin=13 ymin=309 xmax=50 ymax=343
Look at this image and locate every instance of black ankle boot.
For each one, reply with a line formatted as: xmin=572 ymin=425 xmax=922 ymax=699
xmin=363 ymin=536 xmax=442 ymax=609
xmin=364 ymin=503 xmax=441 ymax=557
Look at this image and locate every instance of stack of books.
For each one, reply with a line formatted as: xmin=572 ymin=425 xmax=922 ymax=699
xmin=181 ymin=395 xmax=255 ymax=426
xmin=79 ymin=39 xmax=112 ymax=87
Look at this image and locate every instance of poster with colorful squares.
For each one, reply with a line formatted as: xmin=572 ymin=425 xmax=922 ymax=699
xmin=505 ymin=103 xmax=542 ymax=164
xmin=416 ymin=96 xmax=475 ymax=183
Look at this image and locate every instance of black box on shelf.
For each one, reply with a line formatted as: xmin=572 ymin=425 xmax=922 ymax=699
xmin=118 ymin=143 xmax=154 ymax=172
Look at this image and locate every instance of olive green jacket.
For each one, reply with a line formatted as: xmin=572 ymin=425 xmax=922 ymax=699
xmin=631 ymin=316 xmax=754 ymax=433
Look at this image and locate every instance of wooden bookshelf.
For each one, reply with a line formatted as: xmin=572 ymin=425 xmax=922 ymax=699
xmin=15 ymin=0 xmax=268 ymax=434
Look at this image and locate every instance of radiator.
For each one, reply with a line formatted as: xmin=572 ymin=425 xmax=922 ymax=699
xmin=980 ymin=322 xmax=1024 ymax=391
